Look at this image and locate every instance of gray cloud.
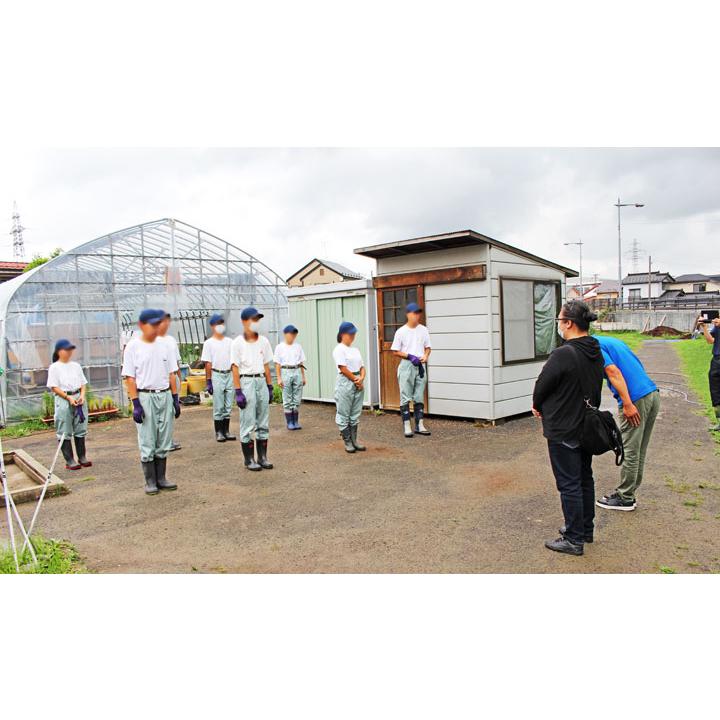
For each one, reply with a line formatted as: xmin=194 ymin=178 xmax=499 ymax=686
xmin=3 ymin=148 xmax=719 ymax=282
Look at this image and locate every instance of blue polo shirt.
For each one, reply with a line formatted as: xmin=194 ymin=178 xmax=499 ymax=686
xmin=596 ymin=336 xmax=657 ymax=406
xmin=711 ymin=325 xmax=720 ymax=357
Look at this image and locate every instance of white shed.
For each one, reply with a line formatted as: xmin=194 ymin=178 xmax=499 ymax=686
xmin=354 ymin=230 xmax=577 ymax=421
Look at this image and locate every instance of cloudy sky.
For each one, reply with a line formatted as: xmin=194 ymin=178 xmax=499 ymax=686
xmin=2 ymin=148 xmax=719 ymax=282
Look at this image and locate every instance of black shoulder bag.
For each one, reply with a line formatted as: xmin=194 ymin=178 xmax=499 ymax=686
xmin=568 ymin=345 xmax=625 ymax=466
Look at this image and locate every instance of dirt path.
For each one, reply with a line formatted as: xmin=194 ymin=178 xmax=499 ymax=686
xmin=3 ymin=341 xmax=719 ymax=573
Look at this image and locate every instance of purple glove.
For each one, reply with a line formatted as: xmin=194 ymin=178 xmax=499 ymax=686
xmin=206 ymin=379 xmax=213 ymax=395
xmin=407 ymin=354 xmax=421 ymax=366
xmin=74 ymin=403 xmax=86 ymax=423
xmin=132 ymin=397 xmax=145 ymax=424
xmin=172 ymin=393 xmax=181 ymax=419
xmin=235 ymin=388 xmax=247 ymax=409
xmin=268 ymin=384 xmax=274 ymax=404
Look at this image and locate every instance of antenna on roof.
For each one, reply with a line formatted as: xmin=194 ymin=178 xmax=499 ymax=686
xmin=10 ymin=202 xmax=26 ymax=261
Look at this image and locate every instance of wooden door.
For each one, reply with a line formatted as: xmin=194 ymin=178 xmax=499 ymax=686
xmin=377 ymin=284 xmax=424 ymax=409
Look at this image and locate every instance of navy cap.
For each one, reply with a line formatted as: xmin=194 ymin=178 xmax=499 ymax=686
xmin=54 ymin=338 xmax=76 ymax=352
xmin=209 ymin=313 xmax=225 ymax=326
xmin=241 ymin=306 xmax=264 ymax=321
xmin=283 ymin=324 xmax=299 ymax=334
xmin=338 ymin=321 xmax=358 ymax=336
xmin=138 ymin=308 xmax=165 ymax=325
xmin=406 ymin=302 xmax=422 ymax=313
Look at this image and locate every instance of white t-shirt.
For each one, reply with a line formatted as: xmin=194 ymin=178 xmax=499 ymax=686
xmin=160 ymin=334 xmax=181 ymax=367
xmin=47 ymin=360 xmax=87 ymax=392
xmin=273 ymin=342 xmax=306 ymax=367
xmin=121 ymin=337 xmax=179 ymax=390
xmin=201 ymin=336 xmax=233 ymax=371
xmin=230 ymin=334 xmax=273 ymax=375
xmin=333 ymin=343 xmax=364 ymax=373
xmin=391 ymin=324 xmax=432 ymax=358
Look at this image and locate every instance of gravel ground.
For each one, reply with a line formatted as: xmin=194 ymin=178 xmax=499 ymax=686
xmin=3 ymin=340 xmax=719 ymax=573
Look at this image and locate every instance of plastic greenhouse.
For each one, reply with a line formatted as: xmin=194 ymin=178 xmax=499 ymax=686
xmin=0 ymin=219 xmax=288 ymax=423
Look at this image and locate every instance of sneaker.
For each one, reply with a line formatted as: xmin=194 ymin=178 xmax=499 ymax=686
xmin=559 ymin=525 xmax=593 ymax=544
xmin=596 ymin=493 xmax=636 ymax=511
xmin=544 ymin=536 xmax=583 ymax=556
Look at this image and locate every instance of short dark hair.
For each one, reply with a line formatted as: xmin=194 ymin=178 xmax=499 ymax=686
xmin=560 ymin=300 xmax=598 ymax=331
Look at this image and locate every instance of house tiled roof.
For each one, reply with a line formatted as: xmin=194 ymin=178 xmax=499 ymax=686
xmin=0 ymin=261 xmax=28 ymax=271
xmin=622 ymin=271 xmax=674 ymax=285
xmin=316 ymin=259 xmax=364 ymax=279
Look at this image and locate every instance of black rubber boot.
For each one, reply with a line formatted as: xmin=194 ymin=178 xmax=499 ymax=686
xmin=350 ymin=424 xmax=366 ymax=451
xmin=414 ymin=403 xmax=431 ymax=436
xmin=293 ymin=409 xmax=302 ymax=430
xmin=256 ymin=439 xmax=273 ymax=469
xmin=74 ymin=436 xmax=92 ymax=467
xmin=223 ymin=418 xmax=236 ymax=441
xmin=400 ymin=404 xmax=414 ymax=438
xmin=242 ymin=441 xmax=262 ymax=471
xmin=341 ymin=426 xmax=356 ymax=453
xmin=61 ymin=439 xmax=81 ymax=470
xmin=155 ymin=456 xmax=177 ymax=490
xmin=285 ymin=412 xmax=294 ymax=430
xmin=215 ymin=419 xmax=226 ymax=442
xmin=711 ymin=406 xmax=720 ymax=432
xmin=142 ymin=461 xmax=158 ymax=495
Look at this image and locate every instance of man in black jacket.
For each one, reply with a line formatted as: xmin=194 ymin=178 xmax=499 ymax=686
xmin=532 ymin=300 xmax=605 ymax=556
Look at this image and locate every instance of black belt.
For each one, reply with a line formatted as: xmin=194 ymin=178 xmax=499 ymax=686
xmin=138 ymin=388 xmax=170 ymax=393
xmin=212 ymin=368 xmax=231 ymax=374
xmin=65 ymin=388 xmax=81 ymax=395
xmin=281 ymin=365 xmax=301 ymax=369
xmin=240 ymin=373 xmax=263 ymax=378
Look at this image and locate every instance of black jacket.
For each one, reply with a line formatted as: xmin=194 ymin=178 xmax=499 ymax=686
xmin=532 ymin=335 xmax=605 ymax=442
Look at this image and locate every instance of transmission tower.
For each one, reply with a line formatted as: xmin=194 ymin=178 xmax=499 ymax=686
xmin=10 ymin=202 xmax=26 ymax=260
xmin=626 ymin=237 xmax=643 ymax=273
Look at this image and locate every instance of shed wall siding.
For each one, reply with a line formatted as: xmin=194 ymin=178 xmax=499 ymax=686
xmin=376 ymin=245 xmax=486 ymax=276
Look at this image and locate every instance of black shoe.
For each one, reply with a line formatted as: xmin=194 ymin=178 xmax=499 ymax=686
xmin=544 ymin=536 xmax=584 ymax=556
xmin=214 ymin=419 xmax=226 ymax=442
xmin=242 ymin=441 xmax=262 ymax=471
xmin=142 ymin=461 xmax=159 ymax=495
xmin=61 ymin=438 xmax=81 ymax=470
xmin=350 ymin=424 xmax=366 ymax=451
xmin=222 ymin=418 xmax=236 ymax=441
xmin=559 ymin=525 xmax=593 ymax=544
xmin=74 ymin=436 xmax=92 ymax=467
xmin=341 ymin=426 xmax=356 ymax=453
xmin=596 ymin=493 xmax=636 ymax=511
xmin=155 ymin=456 xmax=177 ymax=490
xmin=256 ymin=439 xmax=273 ymax=469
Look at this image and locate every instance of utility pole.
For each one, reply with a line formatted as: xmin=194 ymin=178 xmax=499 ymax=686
xmin=564 ymin=239 xmax=584 ymax=298
xmin=615 ymin=197 xmax=645 ymax=307
xmin=648 ymin=255 xmax=653 ymax=312
xmin=10 ymin=202 xmax=26 ymax=260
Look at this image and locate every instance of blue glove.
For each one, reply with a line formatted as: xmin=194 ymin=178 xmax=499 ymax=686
xmin=268 ymin=384 xmax=274 ymax=404
xmin=74 ymin=403 xmax=86 ymax=423
xmin=235 ymin=388 xmax=247 ymax=409
xmin=407 ymin=354 xmax=421 ymax=366
xmin=132 ymin=398 xmax=145 ymax=424
xmin=172 ymin=393 xmax=181 ymax=418
xmin=206 ymin=379 xmax=213 ymax=395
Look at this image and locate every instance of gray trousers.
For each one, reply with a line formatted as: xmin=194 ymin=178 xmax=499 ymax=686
xmin=135 ymin=391 xmax=174 ymax=462
xmin=239 ymin=376 xmax=270 ymax=443
xmin=211 ymin=370 xmax=234 ymax=420
xmin=397 ymin=359 xmax=427 ymax=406
xmin=335 ymin=374 xmax=363 ymax=428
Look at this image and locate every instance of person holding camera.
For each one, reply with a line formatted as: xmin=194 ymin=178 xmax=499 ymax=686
xmin=532 ymin=301 xmax=604 ymax=556
xmin=699 ymin=315 xmax=720 ymax=431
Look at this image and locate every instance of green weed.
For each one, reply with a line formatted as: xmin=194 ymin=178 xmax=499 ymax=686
xmin=659 ymin=566 xmax=676 ymax=574
xmin=0 ymin=418 xmax=48 ymax=439
xmin=0 ymin=536 xmax=86 ymax=574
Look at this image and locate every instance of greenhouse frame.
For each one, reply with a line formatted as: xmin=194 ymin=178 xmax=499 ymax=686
xmin=0 ymin=219 xmax=288 ymax=423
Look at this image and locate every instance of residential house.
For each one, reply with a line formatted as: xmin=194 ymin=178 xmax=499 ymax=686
xmin=287 ymin=258 xmax=364 ymax=288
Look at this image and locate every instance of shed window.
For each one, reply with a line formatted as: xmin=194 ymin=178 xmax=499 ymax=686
xmin=500 ymin=278 xmax=560 ymax=364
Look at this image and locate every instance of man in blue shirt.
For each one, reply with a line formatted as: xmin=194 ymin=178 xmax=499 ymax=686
xmin=699 ymin=316 xmax=720 ymax=431
xmin=595 ymin=335 xmax=660 ymax=511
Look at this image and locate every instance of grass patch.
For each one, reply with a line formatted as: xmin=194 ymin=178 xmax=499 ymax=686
xmin=659 ymin=566 xmax=676 ymax=574
xmin=594 ymin=330 xmax=648 ymax=353
xmin=0 ymin=536 xmax=87 ymax=574
xmin=674 ymin=338 xmax=719 ymax=439
xmin=664 ymin=476 xmax=692 ymax=494
xmin=683 ymin=498 xmax=702 ymax=508
xmin=0 ymin=418 xmax=49 ymax=439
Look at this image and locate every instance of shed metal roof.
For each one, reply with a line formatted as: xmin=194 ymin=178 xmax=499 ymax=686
xmin=353 ymin=229 xmax=578 ymax=277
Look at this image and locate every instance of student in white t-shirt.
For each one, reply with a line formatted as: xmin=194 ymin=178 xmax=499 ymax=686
xmin=158 ymin=313 xmax=183 ymax=452
xmin=333 ymin=321 xmax=367 ymax=454
xmin=231 ymin=306 xmax=274 ymax=471
xmin=391 ymin=302 xmax=432 ymax=438
xmin=46 ymin=338 xmax=91 ymax=470
xmin=201 ymin=313 xmax=236 ymax=442
xmin=121 ymin=308 xmax=181 ymax=495
xmin=274 ymin=324 xmax=306 ymax=430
